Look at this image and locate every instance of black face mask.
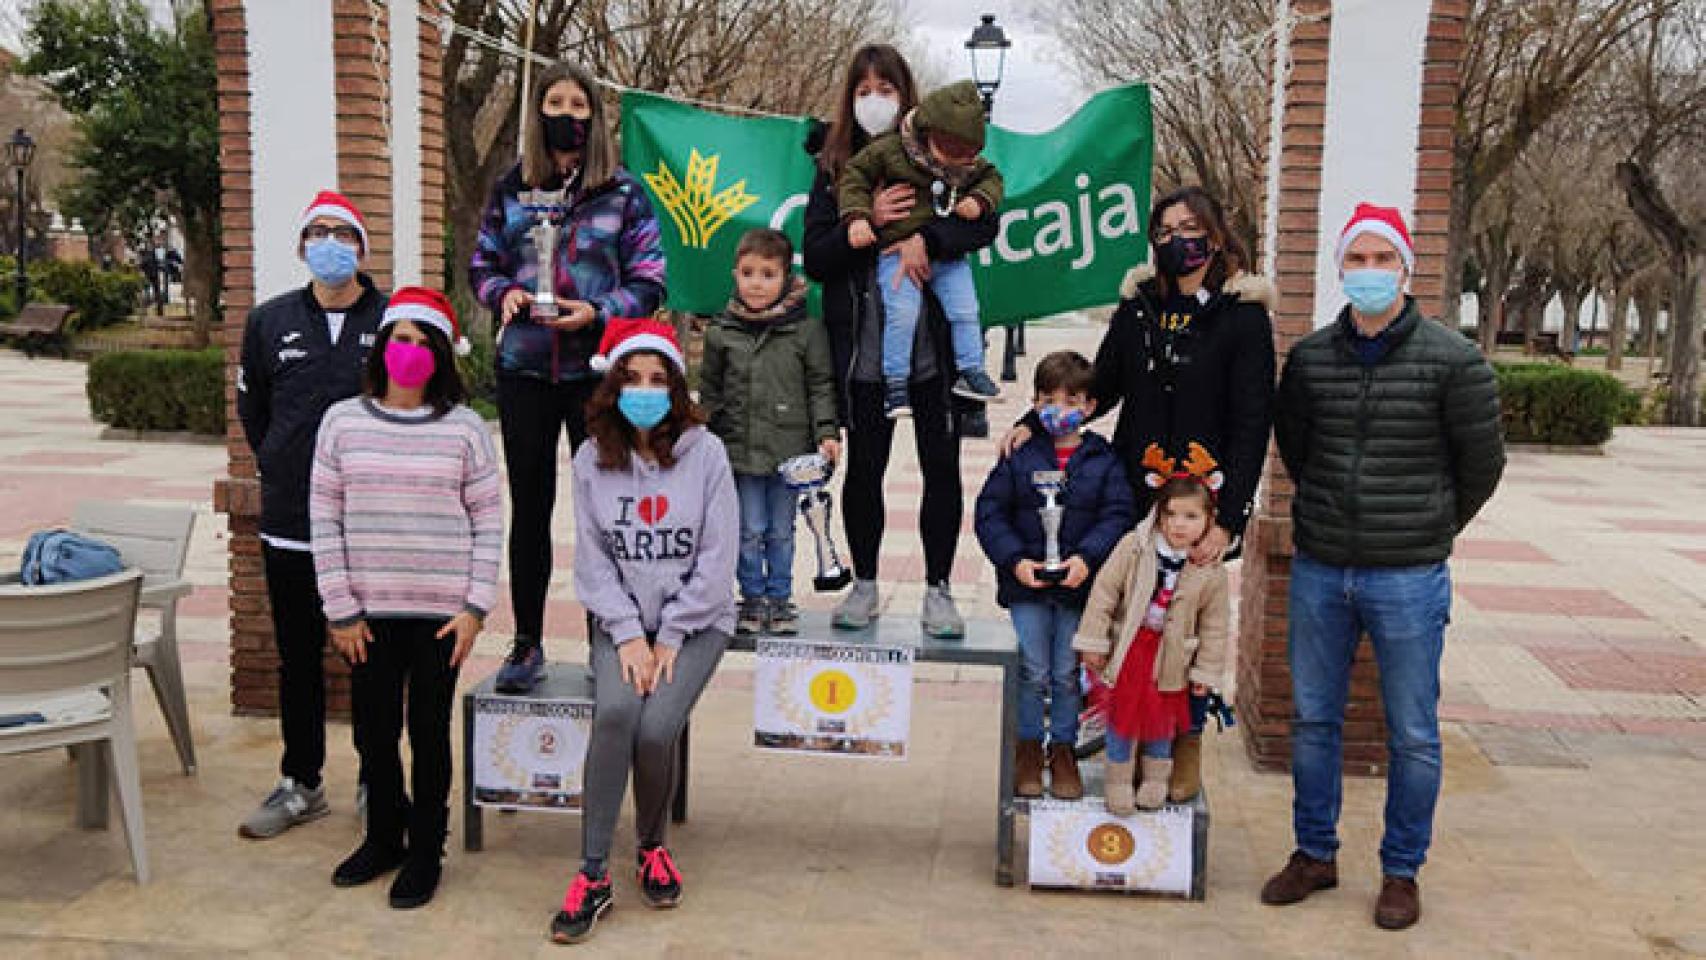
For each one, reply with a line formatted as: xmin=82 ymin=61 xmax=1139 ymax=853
xmin=1155 ymin=235 xmax=1214 ymax=277
xmin=542 ymin=113 xmax=590 ymax=152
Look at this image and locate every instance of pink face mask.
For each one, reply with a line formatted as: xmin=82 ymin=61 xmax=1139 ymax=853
xmin=383 ymin=339 xmax=435 ymax=389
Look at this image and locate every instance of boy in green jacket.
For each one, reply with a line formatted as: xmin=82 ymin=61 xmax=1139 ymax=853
xmin=839 ymin=79 xmax=1005 ymax=418
xmin=700 ymin=228 xmax=840 ymax=636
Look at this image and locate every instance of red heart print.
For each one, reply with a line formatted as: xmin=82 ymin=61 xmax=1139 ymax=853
xmin=638 ymin=494 xmax=669 ymax=525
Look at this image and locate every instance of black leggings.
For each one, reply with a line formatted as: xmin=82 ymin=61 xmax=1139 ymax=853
xmin=351 ymin=617 xmax=459 ymax=850
xmin=842 ymin=378 xmax=962 ymax=584
xmin=497 ymin=375 xmax=597 ymax=641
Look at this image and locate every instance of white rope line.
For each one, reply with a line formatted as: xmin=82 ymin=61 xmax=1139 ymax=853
xmin=432 ymin=6 xmax=1335 ymax=121
xmin=369 ymin=0 xmax=394 ymax=154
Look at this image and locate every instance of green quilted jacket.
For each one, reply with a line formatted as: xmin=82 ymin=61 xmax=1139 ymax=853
xmin=1274 ymin=298 xmax=1506 ymax=567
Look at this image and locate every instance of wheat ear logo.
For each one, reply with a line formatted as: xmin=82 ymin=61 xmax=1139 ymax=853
xmin=643 ymin=148 xmax=760 ymax=248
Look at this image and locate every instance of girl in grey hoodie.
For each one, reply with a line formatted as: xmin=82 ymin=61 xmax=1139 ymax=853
xmin=552 ymin=320 xmax=737 ymax=945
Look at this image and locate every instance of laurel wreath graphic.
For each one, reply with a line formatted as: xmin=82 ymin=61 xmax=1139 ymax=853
xmin=1043 ymin=806 xmax=1175 ymax=889
xmin=770 ymin=659 xmax=895 ymax=737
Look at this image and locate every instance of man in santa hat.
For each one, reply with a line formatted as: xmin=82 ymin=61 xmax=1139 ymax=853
xmin=1263 ymin=203 xmax=1505 ymax=931
xmin=237 ymin=190 xmax=388 ymax=840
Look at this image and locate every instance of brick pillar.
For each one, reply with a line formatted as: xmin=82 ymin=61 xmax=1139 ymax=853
xmin=1409 ymin=0 xmax=1466 ymax=322
xmin=418 ymin=11 xmax=446 ymax=287
xmin=209 ymin=0 xmax=274 ymax=716
xmin=1238 ymin=0 xmax=1467 ymax=775
xmin=216 ymin=1 xmax=447 ymax=719
xmin=333 ymin=0 xmax=394 ymax=292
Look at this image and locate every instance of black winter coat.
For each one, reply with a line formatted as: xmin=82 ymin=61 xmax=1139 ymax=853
xmin=802 ymin=138 xmax=1000 ymax=425
xmin=237 ymin=277 xmax=387 ymax=542
xmin=974 ymin=430 xmax=1136 ymax=608
xmin=1274 ymin=298 xmax=1506 ymax=567
xmin=1063 ymin=264 xmax=1277 ymax=539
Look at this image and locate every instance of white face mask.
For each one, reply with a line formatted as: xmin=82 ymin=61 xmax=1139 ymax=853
xmin=853 ymin=93 xmax=900 ymax=136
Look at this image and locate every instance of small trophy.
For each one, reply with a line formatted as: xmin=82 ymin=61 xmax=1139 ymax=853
xmin=779 ymin=453 xmax=853 ymax=592
xmin=517 ymin=187 xmax=569 ymax=322
xmin=1032 ymin=470 xmax=1068 ymax=584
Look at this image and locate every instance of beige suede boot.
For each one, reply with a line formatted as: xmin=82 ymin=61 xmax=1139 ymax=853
xmin=1136 ymin=757 xmax=1173 ymax=810
xmin=1104 ymin=759 xmax=1137 ymax=816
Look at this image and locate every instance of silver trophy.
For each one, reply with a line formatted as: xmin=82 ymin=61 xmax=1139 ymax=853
xmin=779 ymin=453 xmax=853 ymax=592
xmin=518 ymin=187 xmax=569 ymax=322
xmin=1032 ymin=470 xmax=1068 ymax=584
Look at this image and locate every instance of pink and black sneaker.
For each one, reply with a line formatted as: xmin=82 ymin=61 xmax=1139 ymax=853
xmin=549 ymin=870 xmax=612 ymax=944
xmin=637 ymin=845 xmax=683 ymax=908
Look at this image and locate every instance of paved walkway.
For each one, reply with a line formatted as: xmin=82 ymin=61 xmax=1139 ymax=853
xmin=0 ymin=333 xmax=1702 ymax=957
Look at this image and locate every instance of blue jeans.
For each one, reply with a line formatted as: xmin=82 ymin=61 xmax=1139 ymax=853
xmin=735 ymin=474 xmax=796 ymax=600
xmin=1009 ymin=602 xmax=1081 ymax=744
xmin=1288 ymin=551 xmax=1451 ymax=878
xmin=1105 ymin=733 xmax=1172 ymax=763
xmin=876 ymin=251 xmax=984 ymax=382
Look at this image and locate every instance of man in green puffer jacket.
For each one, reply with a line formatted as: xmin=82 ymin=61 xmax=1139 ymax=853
xmin=1261 ymin=204 xmax=1504 ymax=933
xmin=700 ymin=229 xmax=840 ymax=636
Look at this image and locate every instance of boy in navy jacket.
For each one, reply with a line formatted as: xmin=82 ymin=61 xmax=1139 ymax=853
xmin=976 ymin=350 xmax=1135 ymax=799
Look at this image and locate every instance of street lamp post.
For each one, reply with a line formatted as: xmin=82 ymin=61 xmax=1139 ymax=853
xmin=965 ymin=15 xmax=1023 ymax=382
xmin=6 ymin=128 xmax=36 ymax=311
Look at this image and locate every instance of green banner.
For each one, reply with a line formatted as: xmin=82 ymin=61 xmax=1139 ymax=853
xmin=620 ymin=84 xmax=1152 ymax=324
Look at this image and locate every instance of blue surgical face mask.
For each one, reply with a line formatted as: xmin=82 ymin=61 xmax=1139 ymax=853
xmin=1038 ymin=404 xmax=1086 ymax=439
xmin=1341 ymin=268 xmax=1402 ymax=316
xmin=617 ymin=386 xmax=671 ymax=430
xmin=304 ymin=237 xmax=359 ymax=286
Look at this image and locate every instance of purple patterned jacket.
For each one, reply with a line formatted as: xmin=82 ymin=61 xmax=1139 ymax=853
xmin=470 ymin=163 xmax=667 ymax=381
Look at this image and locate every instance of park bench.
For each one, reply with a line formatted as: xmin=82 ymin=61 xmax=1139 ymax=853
xmin=1530 ymin=332 xmax=1574 ymax=363
xmin=0 ymin=303 xmax=74 ymax=358
xmin=1494 ymin=330 xmax=1526 ymax=349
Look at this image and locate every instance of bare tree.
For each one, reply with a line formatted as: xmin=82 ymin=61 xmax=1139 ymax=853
xmin=1042 ymin=0 xmax=1273 ymax=258
xmin=1447 ymin=0 xmax=1672 ymax=331
xmin=1607 ymin=9 xmax=1704 ymax=424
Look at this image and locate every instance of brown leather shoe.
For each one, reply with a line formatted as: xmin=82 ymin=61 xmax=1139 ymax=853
xmin=1015 ymin=739 xmax=1045 ymax=798
xmin=1374 ymin=875 xmax=1420 ymax=930
xmin=1047 ymin=743 xmax=1083 ymax=800
xmin=1168 ymin=733 xmax=1203 ymax=803
xmin=1260 ymin=850 xmax=1338 ymax=905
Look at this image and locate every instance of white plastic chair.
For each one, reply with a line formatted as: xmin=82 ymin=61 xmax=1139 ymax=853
xmin=72 ymin=501 xmax=198 ymax=774
xmin=0 ymin=568 xmax=149 ymax=883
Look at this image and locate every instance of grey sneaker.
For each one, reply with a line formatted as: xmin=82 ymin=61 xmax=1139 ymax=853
xmin=921 ymin=582 xmax=966 ymax=639
xmin=239 ymin=777 xmax=330 ymax=839
xmin=833 ymin=579 xmax=879 ymax=629
xmin=766 ymin=599 xmax=800 ymax=635
xmin=736 ymin=597 xmax=767 ymax=637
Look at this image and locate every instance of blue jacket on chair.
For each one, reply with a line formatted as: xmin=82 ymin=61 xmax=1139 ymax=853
xmin=975 ymin=430 xmax=1137 ymax=609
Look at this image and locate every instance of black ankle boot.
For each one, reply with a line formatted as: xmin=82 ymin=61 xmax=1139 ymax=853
xmin=390 ymin=806 xmax=447 ymax=908
xmin=333 ymin=838 xmax=407 ymax=887
xmin=388 ymin=852 xmax=442 ymax=908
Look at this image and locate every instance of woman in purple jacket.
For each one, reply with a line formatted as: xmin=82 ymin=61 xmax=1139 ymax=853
xmin=468 ymin=61 xmax=668 ymax=693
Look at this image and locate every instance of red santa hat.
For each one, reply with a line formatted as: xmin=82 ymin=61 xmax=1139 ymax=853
xmin=1335 ymin=202 xmax=1414 ymax=273
xmin=297 ymin=189 xmax=369 ymax=253
xmin=381 ymin=286 xmax=470 ymax=356
xmin=590 ymin=317 xmax=685 ymax=373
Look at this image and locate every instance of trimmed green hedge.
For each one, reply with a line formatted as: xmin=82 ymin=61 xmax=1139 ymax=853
xmin=87 ymin=348 xmax=225 ymax=435
xmin=0 ymin=256 xmax=144 ymax=330
xmin=1494 ymin=363 xmax=1628 ymax=446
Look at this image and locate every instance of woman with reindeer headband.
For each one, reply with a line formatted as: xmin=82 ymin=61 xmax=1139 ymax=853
xmin=1073 ymin=443 xmax=1232 ymax=814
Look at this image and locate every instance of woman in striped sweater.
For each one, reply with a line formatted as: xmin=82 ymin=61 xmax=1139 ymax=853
xmin=310 ymin=287 xmax=503 ymax=909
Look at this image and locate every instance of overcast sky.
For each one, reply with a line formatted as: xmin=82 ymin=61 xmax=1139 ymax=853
xmin=900 ymin=1 xmax=1094 ymax=133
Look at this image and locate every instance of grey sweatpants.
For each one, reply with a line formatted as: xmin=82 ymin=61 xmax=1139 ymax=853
xmin=580 ymin=627 xmax=728 ymax=867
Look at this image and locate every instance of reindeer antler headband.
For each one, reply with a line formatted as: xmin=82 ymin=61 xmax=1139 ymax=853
xmin=1141 ymin=442 xmax=1226 ymax=499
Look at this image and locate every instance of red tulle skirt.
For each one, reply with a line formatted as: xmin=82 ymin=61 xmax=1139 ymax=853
xmin=1107 ymin=624 xmax=1192 ymax=743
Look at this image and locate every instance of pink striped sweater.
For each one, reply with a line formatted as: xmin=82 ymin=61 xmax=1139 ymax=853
xmin=310 ymin=397 xmax=503 ymax=626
